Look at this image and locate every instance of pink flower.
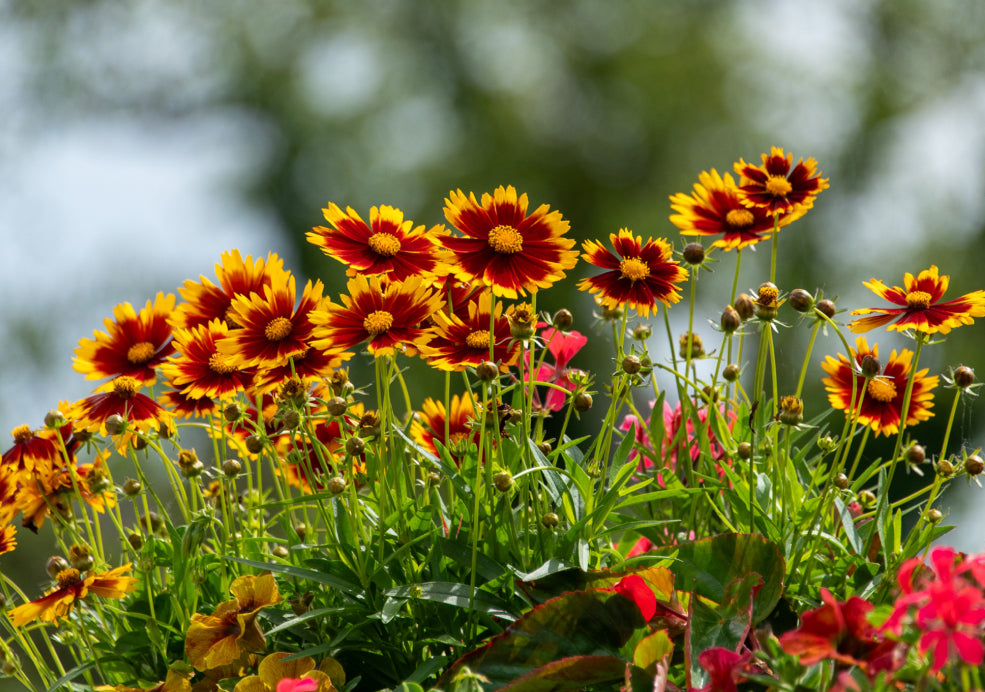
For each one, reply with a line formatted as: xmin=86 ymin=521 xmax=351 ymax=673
xmin=883 ymin=546 xmax=985 ymax=672
xmin=525 ymin=326 xmax=587 ymax=412
xmin=692 ymin=647 xmax=751 ymax=692
xmin=277 ymin=677 xmax=319 ymax=692
xmin=620 ymin=399 xmax=733 ymax=475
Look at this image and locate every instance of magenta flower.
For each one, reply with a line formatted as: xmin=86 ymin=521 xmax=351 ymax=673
xmin=276 ymin=677 xmax=319 ymax=692
xmin=525 ymin=325 xmax=587 ymax=412
xmin=620 ymin=399 xmax=733 ymax=474
xmin=692 ymin=647 xmax=751 ymax=692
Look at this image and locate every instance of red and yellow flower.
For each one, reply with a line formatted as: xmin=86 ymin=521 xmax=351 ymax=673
xmin=74 ymin=292 xmax=176 ymax=386
xmin=441 ymin=185 xmax=578 ymax=299
xmin=6 ymin=564 xmax=137 ymax=627
xmin=849 ymin=265 xmax=985 ymax=335
xmin=410 ymin=393 xmax=479 ymax=461
xmin=577 ymin=229 xmax=688 ymax=317
xmin=670 ymin=169 xmax=802 ymax=250
xmin=71 ymin=376 xmax=174 ymax=438
xmin=2 ymin=419 xmax=74 ymax=478
xmin=307 ymin=203 xmax=449 ymax=283
xmin=734 ymin=147 xmax=829 ymax=216
xmin=171 ymin=249 xmax=286 ymax=330
xmin=821 ymin=337 xmax=937 ymax=437
xmin=0 ymin=522 xmax=15 ymax=556
xmin=423 ymin=292 xmax=520 ymax=372
xmin=160 ymin=320 xmax=255 ymax=401
xmin=219 ymin=273 xmax=326 ymax=370
xmin=310 ymin=275 xmax=440 ymax=357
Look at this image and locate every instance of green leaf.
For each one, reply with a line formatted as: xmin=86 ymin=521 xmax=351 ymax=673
xmin=633 ymin=629 xmax=674 ymax=672
xmin=834 ymin=496 xmax=862 ymax=554
xmin=383 ymin=581 xmax=515 ymax=620
xmin=224 ymin=555 xmax=363 ymax=598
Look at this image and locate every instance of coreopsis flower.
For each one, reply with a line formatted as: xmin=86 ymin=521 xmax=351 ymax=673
xmin=160 ymin=320 xmax=254 ymax=401
xmin=441 ymin=185 xmax=579 ymax=299
xmin=525 ymin=326 xmax=588 ymax=412
xmin=2 ymin=421 xmax=73 ymax=478
xmin=185 ymin=572 xmax=282 ymax=671
xmin=0 ymin=522 xmax=15 ymax=555
xmin=821 ymin=337 xmax=937 ymax=437
xmin=74 ymin=292 xmax=176 ymax=386
xmin=158 ymin=384 xmax=219 ymax=420
xmin=171 ymin=249 xmax=286 ymax=330
xmin=251 ymin=346 xmax=352 ymax=394
xmin=6 ymin=563 xmax=137 ymax=627
xmin=307 ymin=202 xmax=449 ymax=283
xmin=423 ymin=292 xmax=520 ymax=372
xmin=14 ymin=450 xmax=115 ymax=532
xmin=882 ymin=547 xmax=985 ymax=672
xmin=310 ymin=275 xmax=440 ymax=357
xmin=410 ymin=393 xmax=479 ymax=461
xmin=577 ymin=229 xmax=688 ymax=318
xmin=849 ymin=265 xmax=985 ymax=335
xmin=71 ymin=376 xmax=174 ymax=438
xmin=669 ymin=169 xmax=802 ymax=250
xmin=734 ymin=146 xmax=829 ymax=216
xmin=94 ymin=668 xmax=194 ymax=692
xmin=219 ymin=273 xmax=326 ymax=370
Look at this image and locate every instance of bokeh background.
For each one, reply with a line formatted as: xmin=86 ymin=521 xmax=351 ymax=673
xmin=3 ymin=0 xmax=985 ymax=670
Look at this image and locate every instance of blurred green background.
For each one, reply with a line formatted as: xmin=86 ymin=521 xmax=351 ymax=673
xmin=3 ymin=0 xmax=985 ymax=685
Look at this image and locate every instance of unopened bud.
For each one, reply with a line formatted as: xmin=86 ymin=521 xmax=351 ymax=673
xmin=552 ymin=309 xmax=573 ymax=331
xmin=44 ymin=409 xmax=66 ymax=428
xmin=926 ymin=508 xmax=943 ymax=524
xmin=723 ymin=363 xmax=740 ymax=382
xmin=327 ymin=476 xmax=347 ymax=495
xmin=281 ymin=409 xmax=302 ymax=430
xmin=622 ymin=355 xmax=642 ymax=375
xmin=104 ymin=414 xmax=126 ymax=436
xmin=127 ymin=533 xmax=144 ymax=551
xmin=294 ymin=523 xmax=307 ymax=541
xmin=574 ymin=393 xmax=593 ymax=412
xmin=221 ymin=458 xmax=242 ymax=477
xmin=245 ymin=434 xmax=264 ymax=455
xmin=679 ymin=332 xmax=704 ymax=359
xmin=631 ymin=323 xmax=651 ymax=340
xmin=682 ymin=243 xmax=705 ymax=265
xmin=788 ymin=289 xmax=813 ymax=313
xmin=721 ymin=306 xmax=741 ymax=334
xmin=734 ymin=293 xmax=755 ymax=321
xmin=937 ymin=458 xmax=955 ymax=477
xmin=955 ymin=366 xmax=976 ymax=389
xmin=834 ymin=473 xmax=850 ymax=490
xmin=68 ymin=544 xmax=94 ymax=571
xmin=46 ymin=556 xmax=70 ymax=578
xmin=542 ymin=512 xmax=560 ymax=528
xmin=858 ymin=489 xmax=877 ymax=507
xmin=736 ymin=442 xmax=752 ymax=460
xmin=476 ymin=361 xmax=500 ymax=381
xmin=223 ymin=402 xmax=243 ymax=422
xmin=860 ymin=354 xmax=881 ymax=378
xmin=272 ymin=545 xmax=289 ymax=559
xmin=907 ymin=444 xmax=926 ymax=466
xmin=326 ymin=396 xmax=348 ymax=417
xmin=345 ymin=436 xmax=365 ymax=457
xmin=493 ymin=471 xmax=513 ymax=492
xmin=815 ymin=299 xmax=836 ymax=319
xmin=965 ymin=454 xmax=984 ymax=476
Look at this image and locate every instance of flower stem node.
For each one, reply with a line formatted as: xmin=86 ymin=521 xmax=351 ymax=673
xmin=788 ymin=289 xmax=814 ymax=313
xmin=475 ymin=361 xmax=500 ymax=382
xmin=936 ymin=458 xmax=955 ymax=477
xmin=723 ymin=363 xmax=740 ymax=382
xmin=345 ymin=436 xmax=365 ymax=457
xmin=622 ymin=355 xmax=642 ymax=375
xmin=721 ymin=306 xmax=741 ymax=334
xmin=965 ymin=454 xmax=984 ymax=476
xmin=493 ymin=471 xmax=513 ymax=492
xmin=682 ymin=242 xmax=705 ymax=265
xmin=552 ymin=309 xmax=574 ymax=331
xmin=541 ymin=512 xmax=560 ymax=529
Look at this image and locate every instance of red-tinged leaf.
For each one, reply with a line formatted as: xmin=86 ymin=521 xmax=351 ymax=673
xmin=633 ymin=629 xmax=673 ymax=673
xmin=497 ymin=655 xmax=631 ymax=692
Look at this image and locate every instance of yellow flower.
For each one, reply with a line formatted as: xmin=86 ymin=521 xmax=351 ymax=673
xmin=6 ymin=564 xmax=137 ymax=627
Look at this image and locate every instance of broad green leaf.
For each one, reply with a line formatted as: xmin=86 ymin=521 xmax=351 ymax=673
xmin=633 ymin=629 xmax=674 ymax=672
xmin=384 ymin=581 xmax=515 ymax=620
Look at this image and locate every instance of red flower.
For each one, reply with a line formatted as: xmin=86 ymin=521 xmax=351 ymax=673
xmin=525 ymin=326 xmax=588 ymax=412
xmin=733 ymin=147 xmax=828 ymax=216
xmin=693 ymin=647 xmax=751 ymax=692
xmin=613 ymin=575 xmax=656 ymax=622
xmin=779 ymin=588 xmax=882 ymax=667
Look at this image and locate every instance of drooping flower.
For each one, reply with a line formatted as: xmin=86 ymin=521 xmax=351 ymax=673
xmin=525 ymin=326 xmax=588 ymax=412
xmin=423 ymin=292 xmax=520 ymax=372
xmin=849 ymin=265 xmax=985 ymax=335
xmin=821 ymin=337 xmax=937 ymax=437
xmin=883 ymin=547 xmax=985 ymax=672
xmin=441 ymin=185 xmax=578 ymax=299
xmin=6 ymin=564 xmax=137 ymax=627
xmin=2 ymin=420 xmax=74 ymax=478
xmin=310 ymin=275 xmax=440 ymax=357
xmin=410 ymin=393 xmax=479 ymax=462
xmin=307 ymin=203 xmax=449 ymax=283
xmin=185 ymin=572 xmax=282 ymax=671
xmin=171 ymin=249 xmax=286 ymax=330
xmin=74 ymin=292 xmax=176 ymax=385
xmin=669 ymin=169 xmax=802 ymax=250
xmin=219 ymin=273 xmax=326 ymax=370
xmin=160 ymin=320 xmax=254 ymax=401
xmin=733 ymin=147 xmax=829 ymax=216
xmin=577 ymin=229 xmax=688 ymax=318
xmin=71 ymin=376 xmax=174 ymax=438
xmin=158 ymin=384 xmax=219 ymax=420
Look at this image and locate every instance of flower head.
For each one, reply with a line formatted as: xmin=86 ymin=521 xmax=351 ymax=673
xmin=821 ymin=337 xmax=937 ymax=437
xmin=849 ymin=265 xmax=985 ymax=335
xmin=307 ymin=203 xmax=449 ymax=283
xmin=74 ymin=292 xmax=176 ymax=385
xmin=6 ymin=564 xmax=137 ymax=627
xmin=160 ymin=320 xmax=254 ymax=402
xmin=423 ymin=292 xmax=520 ymax=372
xmin=410 ymin=393 xmax=479 ymax=462
xmin=525 ymin=326 xmax=588 ymax=412
xmin=441 ymin=185 xmax=578 ymax=299
xmin=577 ymin=229 xmax=688 ymax=317
xmin=72 ymin=376 xmax=174 ymax=438
xmin=670 ymin=169 xmax=802 ymax=250
xmin=734 ymin=147 xmax=828 ymax=215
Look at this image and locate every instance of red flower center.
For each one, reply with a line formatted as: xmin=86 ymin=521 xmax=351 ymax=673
xmin=466 ymin=330 xmax=491 ymax=349
xmin=867 ymin=377 xmax=897 ymax=403
xmin=368 ymin=232 xmax=402 ymax=257
xmin=112 ymin=376 xmax=140 ymax=399
xmin=127 ymin=341 xmax=156 ymax=364
xmin=726 ymin=208 xmax=754 ymax=228
xmin=619 ymin=257 xmax=650 ymax=282
xmin=765 ymin=175 xmax=793 ymax=197
xmin=487 ymin=225 xmax=524 ymax=254
xmin=906 ymin=290 xmax=932 ymax=309
xmin=363 ymin=310 xmax=394 ymax=335
xmin=264 ymin=317 xmax=293 ymax=342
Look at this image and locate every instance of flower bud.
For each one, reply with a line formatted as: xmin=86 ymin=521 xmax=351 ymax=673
xmin=815 ymin=299 xmax=836 ymax=320
xmin=537 ymin=440 xmax=552 ymax=456
xmin=326 ymin=396 xmax=348 ymax=417
xmin=46 ymin=556 xmax=70 ymax=578
xmin=937 ymin=458 xmax=955 ymax=477
xmin=476 ymin=361 xmax=500 ymax=382
xmin=44 ymin=409 xmax=66 ymax=428
xmin=122 ymin=478 xmax=142 ymax=496
xmin=178 ymin=449 xmax=204 ymax=478
xmin=222 ymin=458 xmax=242 ymax=477
xmin=926 ymin=508 xmax=943 ymax=524
xmin=721 ymin=306 xmax=741 ymax=334
xmin=818 ymin=435 xmax=838 ymax=454
xmin=278 ymin=376 xmax=307 ymax=406
xmin=734 ymin=293 xmax=755 ymax=321
xmin=327 ymin=476 xmax=347 ymax=495
xmin=778 ymin=396 xmax=803 ymax=426
xmin=552 ymin=309 xmax=573 ymax=331
xmin=631 ymin=323 xmax=651 ymax=340
xmin=281 ymin=409 xmax=302 ymax=430
xmin=788 ymin=289 xmax=813 ymax=313
xmin=245 ymin=434 xmax=264 ymax=455
xmin=574 ymin=393 xmax=593 ymax=412
xmin=682 ymin=242 xmax=705 ymax=265
xmin=906 ymin=444 xmax=926 ymax=466
xmin=722 ymin=363 xmax=740 ymax=382
xmin=860 ymin=354 xmax=881 ymax=378
xmin=858 ymin=489 xmax=877 ymax=507
xmin=679 ymin=333 xmax=704 ymax=359
xmin=542 ymin=512 xmax=560 ymax=528
xmin=428 ymin=471 xmax=442 ymax=485
xmin=965 ymin=454 xmax=984 ymax=476
xmin=223 ymin=402 xmax=243 ymax=422
xmin=493 ymin=471 xmax=513 ymax=492
xmin=272 ymin=545 xmax=289 ymax=559
xmin=294 ymin=523 xmax=307 ymax=541
xmin=955 ymin=365 xmax=976 ymax=389
xmin=622 ymin=355 xmax=642 ymax=375
xmin=68 ymin=544 xmax=94 ymax=571
xmin=834 ymin=473 xmax=850 ymax=490
xmin=345 ymin=436 xmax=365 ymax=457
xmin=104 ymin=414 xmax=126 ymax=436
xmin=736 ymin=442 xmax=752 ymax=460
